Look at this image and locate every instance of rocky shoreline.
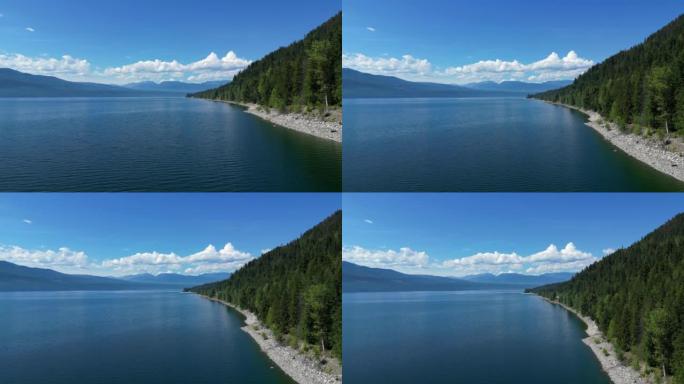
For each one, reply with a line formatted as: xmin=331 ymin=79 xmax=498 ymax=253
xmin=200 ymin=295 xmax=342 ymax=384
xmin=209 ymin=100 xmax=342 ymax=143
xmin=537 ymin=295 xmax=648 ymax=384
xmin=542 ymin=100 xmax=684 ymax=183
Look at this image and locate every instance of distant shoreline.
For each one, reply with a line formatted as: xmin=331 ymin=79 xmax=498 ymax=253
xmin=201 ymin=99 xmax=342 ymax=143
xmin=196 ymin=294 xmax=341 ymax=384
xmin=539 ymin=100 xmax=684 ymax=183
xmin=534 ymin=295 xmax=647 ymax=384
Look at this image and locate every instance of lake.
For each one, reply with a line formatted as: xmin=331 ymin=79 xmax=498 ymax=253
xmin=0 ymin=290 xmax=294 ymax=384
xmin=0 ymin=97 xmax=340 ymax=191
xmin=343 ymin=97 xmax=684 ymax=191
xmin=343 ymin=290 xmax=611 ymax=384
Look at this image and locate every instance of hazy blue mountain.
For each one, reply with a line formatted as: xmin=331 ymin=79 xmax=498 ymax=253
xmin=342 ymin=261 xmax=515 ymax=292
xmin=120 ymin=272 xmax=230 ymax=287
xmin=0 ymin=68 xmax=168 ymax=97
xmin=463 ymin=80 xmax=572 ymax=94
xmin=462 ymin=272 xmax=574 ymax=287
xmin=123 ymin=80 xmax=229 ymax=94
xmin=343 ymin=68 xmax=515 ymax=98
xmin=0 ymin=261 xmax=156 ymax=291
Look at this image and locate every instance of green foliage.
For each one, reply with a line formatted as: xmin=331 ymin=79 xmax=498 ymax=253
xmin=532 ymin=14 xmax=684 ymax=136
xmin=190 ymin=13 xmax=341 ymax=111
xmin=189 ymin=211 xmax=342 ymax=359
xmin=529 ymin=213 xmax=684 ymax=379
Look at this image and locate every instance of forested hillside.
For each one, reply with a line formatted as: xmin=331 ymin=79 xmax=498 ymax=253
xmin=532 ymin=14 xmax=684 ymax=137
xmin=529 ymin=213 xmax=684 ymax=382
xmin=191 ymin=13 xmax=341 ymax=112
xmin=188 ymin=211 xmax=341 ymax=358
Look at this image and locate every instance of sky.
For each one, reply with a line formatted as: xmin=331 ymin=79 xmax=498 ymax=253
xmin=343 ymin=0 xmax=684 ymax=84
xmin=0 ymin=0 xmax=340 ymax=84
xmin=0 ymin=193 xmax=340 ymax=276
xmin=343 ymin=193 xmax=684 ymax=276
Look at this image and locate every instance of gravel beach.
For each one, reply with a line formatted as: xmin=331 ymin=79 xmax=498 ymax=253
xmin=537 ymin=296 xmax=648 ymax=384
xmin=543 ymin=101 xmax=684 ymax=183
xmin=201 ymin=295 xmax=342 ymax=384
xmin=209 ymin=100 xmax=342 ymax=143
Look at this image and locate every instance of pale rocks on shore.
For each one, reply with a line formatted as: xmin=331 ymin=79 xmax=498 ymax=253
xmin=539 ymin=296 xmax=648 ymax=384
xmin=202 ymin=295 xmax=342 ymax=384
xmin=544 ymin=101 xmax=684 ymax=183
xmin=213 ymin=100 xmax=342 ymax=143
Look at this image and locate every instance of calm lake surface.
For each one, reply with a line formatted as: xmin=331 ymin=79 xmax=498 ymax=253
xmin=0 ymin=290 xmax=294 ymax=384
xmin=343 ymin=290 xmax=611 ymax=384
xmin=343 ymin=97 xmax=684 ymax=191
xmin=0 ymin=97 xmax=340 ymax=191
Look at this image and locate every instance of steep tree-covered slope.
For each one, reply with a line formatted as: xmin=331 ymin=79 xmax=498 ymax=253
xmin=529 ymin=213 xmax=684 ymax=382
xmin=191 ymin=13 xmax=341 ymax=112
xmin=188 ymin=211 xmax=341 ymax=358
xmin=532 ymin=14 xmax=684 ymax=137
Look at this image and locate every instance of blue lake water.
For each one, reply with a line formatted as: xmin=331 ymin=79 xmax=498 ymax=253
xmin=343 ymin=97 xmax=684 ymax=191
xmin=343 ymin=290 xmax=612 ymax=384
xmin=0 ymin=97 xmax=341 ymax=191
xmin=0 ymin=290 xmax=294 ymax=384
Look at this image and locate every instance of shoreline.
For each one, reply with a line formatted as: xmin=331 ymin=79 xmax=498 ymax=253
xmin=198 ymin=294 xmax=341 ymax=384
xmin=539 ymin=100 xmax=684 ymax=183
xmin=535 ymin=295 xmax=648 ymax=384
xmin=203 ymin=99 xmax=341 ymax=143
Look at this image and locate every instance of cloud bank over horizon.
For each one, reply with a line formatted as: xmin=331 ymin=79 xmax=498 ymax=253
xmin=0 ymin=51 xmax=252 ymax=84
xmin=0 ymin=242 xmax=258 ymax=276
xmin=343 ymin=242 xmax=602 ymax=276
xmin=342 ymin=50 xmax=595 ymax=84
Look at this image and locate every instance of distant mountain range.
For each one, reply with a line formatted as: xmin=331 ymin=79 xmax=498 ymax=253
xmin=343 ymin=68 xmax=570 ymax=98
xmin=461 ymin=272 xmax=574 ymax=286
xmin=120 ymin=272 xmax=230 ymax=287
xmin=342 ymin=261 xmax=574 ymax=292
xmin=0 ymin=68 xmax=223 ymax=97
xmin=463 ymin=80 xmax=572 ymax=94
xmin=123 ymin=80 xmax=228 ymax=94
xmin=0 ymin=260 xmax=228 ymax=291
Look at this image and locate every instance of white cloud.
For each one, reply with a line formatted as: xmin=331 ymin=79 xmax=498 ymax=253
xmin=441 ymin=243 xmax=596 ymax=275
xmin=0 ymin=53 xmax=91 ymax=77
xmin=101 ymin=242 xmax=253 ymax=275
xmin=103 ymin=51 xmax=251 ymax=83
xmin=343 ymin=246 xmax=430 ymax=269
xmin=0 ymin=242 xmax=254 ymax=276
xmin=0 ymin=245 xmax=89 ymax=270
xmin=260 ymin=248 xmax=272 ymax=255
xmin=343 ymin=50 xmax=594 ymax=84
xmin=22 ymin=219 xmax=32 ymax=224
xmin=25 ymin=27 xmax=34 ymax=32
xmin=345 ymin=242 xmax=597 ymax=276
xmin=0 ymin=51 xmax=250 ymax=84
xmin=366 ymin=27 xmax=376 ymax=32
xmin=602 ymin=248 xmax=616 ymax=256
xmin=342 ymin=52 xmax=432 ymax=79
xmin=364 ymin=219 xmax=374 ymax=224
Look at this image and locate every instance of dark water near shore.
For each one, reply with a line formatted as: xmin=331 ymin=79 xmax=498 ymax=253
xmin=343 ymin=97 xmax=684 ymax=191
xmin=0 ymin=97 xmax=340 ymax=191
xmin=0 ymin=291 xmax=294 ymax=384
xmin=343 ymin=290 xmax=611 ymax=384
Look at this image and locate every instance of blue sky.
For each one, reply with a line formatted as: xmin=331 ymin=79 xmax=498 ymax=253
xmin=0 ymin=0 xmax=339 ymax=84
xmin=343 ymin=0 xmax=684 ymax=83
xmin=343 ymin=193 xmax=684 ymax=276
xmin=0 ymin=194 xmax=340 ymax=276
